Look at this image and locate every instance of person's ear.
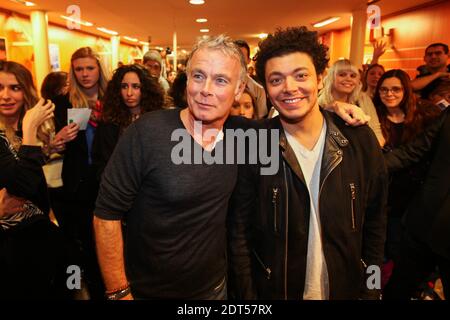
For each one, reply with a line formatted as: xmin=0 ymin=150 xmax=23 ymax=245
xmin=317 ymin=73 xmax=324 ymax=90
xmin=234 ymin=80 xmax=246 ymax=102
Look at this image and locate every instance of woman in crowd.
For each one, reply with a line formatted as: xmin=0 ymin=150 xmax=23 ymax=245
xmin=41 ymin=71 xmax=70 ymax=101
xmin=93 ymin=64 xmax=164 ymax=179
xmin=168 ymin=71 xmax=187 ymax=108
xmin=373 ymin=69 xmax=440 ymax=284
xmin=362 ymin=63 xmax=385 ymax=99
xmin=41 ymin=71 xmax=70 ymax=230
xmin=0 ymin=61 xmax=73 ymax=299
xmin=319 ymin=59 xmax=385 ymax=145
xmin=229 ymin=89 xmax=256 ymax=119
xmin=53 ymin=46 xmax=110 ymax=299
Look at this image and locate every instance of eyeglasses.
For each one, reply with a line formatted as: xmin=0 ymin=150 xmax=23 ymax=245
xmin=379 ymin=86 xmax=403 ymax=95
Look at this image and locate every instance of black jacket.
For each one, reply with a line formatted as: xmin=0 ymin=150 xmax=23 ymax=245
xmin=53 ymin=95 xmax=98 ymax=196
xmin=384 ymin=108 xmax=450 ymax=259
xmin=91 ymin=122 xmax=120 ymax=182
xmin=0 ymin=134 xmax=49 ymax=216
xmin=229 ymin=111 xmax=388 ymax=300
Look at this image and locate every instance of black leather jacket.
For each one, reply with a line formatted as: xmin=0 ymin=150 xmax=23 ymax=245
xmin=229 ymin=111 xmax=388 ymax=300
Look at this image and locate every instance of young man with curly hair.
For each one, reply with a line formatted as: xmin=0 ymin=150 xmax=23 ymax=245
xmin=229 ymin=26 xmax=388 ymax=300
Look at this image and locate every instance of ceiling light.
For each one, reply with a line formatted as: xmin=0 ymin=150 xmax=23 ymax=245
xmin=200 ymin=29 xmax=209 ymax=33
xmin=10 ymin=0 xmax=36 ymax=6
xmin=123 ymin=36 xmax=138 ymax=42
xmin=60 ymin=15 xmax=93 ymax=27
xmin=196 ymin=18 xmax=208 ymax=23
xmin=258 ymin=33 xmax=268 ymax=39
xmin=312 ymin=17 xmax=341 ymax=28
xmin=96 ymin=27 xmax=118 ymax=36
xmin=139 ymin=41 xmax=149 ymax=46
xmin=189 ymin=0 xmax=205 ymax=4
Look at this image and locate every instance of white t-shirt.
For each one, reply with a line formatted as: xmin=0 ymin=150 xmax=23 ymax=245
xmin=284 ymin=122 xmax=329 ymax=300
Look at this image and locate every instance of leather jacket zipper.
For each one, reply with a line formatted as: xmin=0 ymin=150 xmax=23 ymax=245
xmin=253 ymin=250 xmax=272 ymax=280
xmin=350 ymin=183 xmax=356 ymax=230
xmin=272 ymin=187 xmax=279 ymax=233
xmin=317 ymin=148 xmax=343 ymax=297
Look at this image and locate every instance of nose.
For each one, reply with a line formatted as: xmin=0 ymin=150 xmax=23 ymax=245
xmin=239 ymin=105 xmax=245 ymax=115
xmin=127 ymin=86 xmax=133 ymax=96
xmin=283 ymin=76 xmax=297 ymax=93
xmin=0 ymin=87 xmax=10 ymax=100
xmin=200 ymin=78 xmax=213 ymax=97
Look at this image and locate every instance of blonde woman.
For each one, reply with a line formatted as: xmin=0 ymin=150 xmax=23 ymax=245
xmin=319 ymin=59 xmax=385 ymax=146
xmin=53 ymin=47 xmax=110 ymax=299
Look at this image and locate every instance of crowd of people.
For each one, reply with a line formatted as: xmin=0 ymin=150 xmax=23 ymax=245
xmin=0 ymin=25 xmax=449 ymax=300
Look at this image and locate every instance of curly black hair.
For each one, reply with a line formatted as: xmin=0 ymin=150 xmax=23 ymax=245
xmin=102 ymin=64 xmax=164 ymax=129
xmin=255 ymin=26 xmax=329 ymax=89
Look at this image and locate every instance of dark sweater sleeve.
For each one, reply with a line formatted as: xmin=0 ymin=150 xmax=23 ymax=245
xmin=0 ymin=140 xmax=46 ymax=199
xmin=95 ymin=123 xmax=145 ymax=220
xmin=227 ymin=118 xmax=260 ymax=300
xmin=384 ymin=109 xmax=448 ymax=172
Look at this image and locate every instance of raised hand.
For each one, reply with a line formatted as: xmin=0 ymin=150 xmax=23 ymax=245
xmin=22 ymin=98 xmax=55 ymax=146
xmin=372 ymin=41 xmax=387 ymax=64
xmin=50 ymin=122 xmax=80 ymax=151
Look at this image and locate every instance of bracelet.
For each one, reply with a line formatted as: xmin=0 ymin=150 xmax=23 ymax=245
xmin=105 ymin=283 xmax=130 ymax=294
xmin=105 ymin=284 xmax=131 ymax=300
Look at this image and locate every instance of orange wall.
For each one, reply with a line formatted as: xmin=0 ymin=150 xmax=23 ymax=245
xmin=0 ymin=10 xmax=139 ymax=81
xmin=325 ymin=0 xmax=450 ymax=79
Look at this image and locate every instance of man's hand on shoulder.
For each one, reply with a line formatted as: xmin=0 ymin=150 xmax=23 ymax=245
xmin=324 ymin=101 xmax=370 ymax=127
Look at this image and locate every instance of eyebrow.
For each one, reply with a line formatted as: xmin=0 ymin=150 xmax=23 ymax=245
xmin=268 ymin=67 xmax=309 ymax=77
xmin=191 ymin=68 xmax=232 ymax=81
xmin=214 ymin=73 xmax=232 ymax=81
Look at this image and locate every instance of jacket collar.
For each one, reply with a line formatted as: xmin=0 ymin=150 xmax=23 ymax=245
xmin=269 ymin=109 xmax=349 ymax=185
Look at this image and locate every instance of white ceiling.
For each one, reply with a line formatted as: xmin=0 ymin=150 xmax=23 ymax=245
xmin=0 ymin=0 xmax=436 ymax=50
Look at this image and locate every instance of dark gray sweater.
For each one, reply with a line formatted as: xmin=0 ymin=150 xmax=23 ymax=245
xmin=95 ymin=109 xmax=244 ymax=299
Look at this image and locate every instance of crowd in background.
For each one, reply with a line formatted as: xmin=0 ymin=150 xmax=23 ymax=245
xmin=0 ymin=31 xmax=449 ymax=300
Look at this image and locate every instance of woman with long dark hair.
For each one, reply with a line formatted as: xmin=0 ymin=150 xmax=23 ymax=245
xmin=373 ymin=69 xmax=440 ymax=284
xmin=93 ymin=64 xmax=164 ymax=179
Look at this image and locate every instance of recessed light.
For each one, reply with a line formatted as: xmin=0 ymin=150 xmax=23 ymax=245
xmin=60 ymin=15 xmax=93 ymax=27
xmin=196 ymin=18 xmax=208 ymax=23
xmin=312 ymin=17 xmax=341 ymax=28
xmin=258 ymin=33 xmax=268 ymax=39
xmin=9 ymin=0 xmax=36 ymax=7
xmin=97 ymin=27 xmax=118 ymax=36
xmin=189 ymin=0 xmax=205 ymax=4
xmin=200 ymin=29 xmax=209 ymax=33
xmin=123 ymin=36 xmax=138 ymax=42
